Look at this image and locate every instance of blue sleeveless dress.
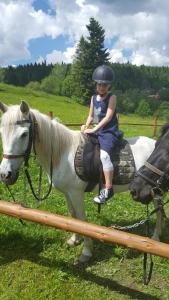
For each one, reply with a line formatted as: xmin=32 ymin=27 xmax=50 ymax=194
xmin=92 ymin=92 xmax=123 ymax=155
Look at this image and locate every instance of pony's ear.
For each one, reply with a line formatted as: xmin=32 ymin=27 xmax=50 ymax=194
xmin=0 ymin=102 xmax=8 ymax=113
xmin=20 ymin=100 xmax=29 ymax=114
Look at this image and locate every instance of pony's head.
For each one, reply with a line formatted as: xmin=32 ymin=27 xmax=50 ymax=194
xmin=130 ymin=123 xmax=169 ymax=203
xmin=0 ymin=101 xmax=32 ymax=185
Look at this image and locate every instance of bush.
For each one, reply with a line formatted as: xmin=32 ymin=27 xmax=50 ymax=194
xmin=41 ymin=75 xmax=60 ymax=95
xmin=135 ymin=99 xmax=151 ymax=116
xmin=155 ymin=102 xmax=169 ymax=121
xmin=26 ymin=81 xmax=41 ymax=91
xmin=122 ymin=97 xmax=135 ymax=113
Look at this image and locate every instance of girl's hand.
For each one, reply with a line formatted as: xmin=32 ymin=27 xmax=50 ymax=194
xmin=84 ymin=128 xmax=95 ymax=134
xmin=81 ymin=124 xmax=87 ymax=132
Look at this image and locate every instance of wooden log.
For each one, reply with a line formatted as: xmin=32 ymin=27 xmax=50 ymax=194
xmin=0 ymin=200 xmax=169 ymax=259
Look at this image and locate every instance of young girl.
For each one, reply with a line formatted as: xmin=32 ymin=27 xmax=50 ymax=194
xmin=81 ymin=65 xmax=123 ymax=204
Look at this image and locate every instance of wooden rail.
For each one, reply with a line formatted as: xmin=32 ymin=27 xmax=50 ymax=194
xmin=64 ymin=122 xmax=163 ymax=127
xmin=0 ymin=200 xmax=169 ymax=259
xmin=48 ymin=112 xmax=163 ymax=136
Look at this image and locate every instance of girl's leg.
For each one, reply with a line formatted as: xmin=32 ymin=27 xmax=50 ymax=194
xmin=104 ymin=169 xmax=113 ymax=187
xmin=94 ymin=149 xmax=114 ymax=204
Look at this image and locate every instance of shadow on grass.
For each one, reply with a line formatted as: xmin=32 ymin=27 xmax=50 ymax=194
xmin=0 ymin=231 xmax=163 ymax=300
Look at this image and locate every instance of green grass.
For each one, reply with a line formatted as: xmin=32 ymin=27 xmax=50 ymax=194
xmin=0 ymin=83 xmax=168 ymax=299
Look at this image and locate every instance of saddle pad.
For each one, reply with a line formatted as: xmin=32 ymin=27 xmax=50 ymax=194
xmin=112 ymin=139 xmax=136 ymax=185
xmin=74 ymin=134 xmax=136 ymax=191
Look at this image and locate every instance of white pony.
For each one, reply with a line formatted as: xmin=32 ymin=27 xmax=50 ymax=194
xmin=0 ymin=101 xmax=159 ymax=263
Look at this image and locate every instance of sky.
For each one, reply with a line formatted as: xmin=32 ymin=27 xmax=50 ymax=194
xmin=1 ymin=0 xmax=169 ymax=67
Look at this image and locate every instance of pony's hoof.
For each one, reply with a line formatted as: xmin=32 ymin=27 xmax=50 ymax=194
xmin=73 ymin=254 xmax=92 ymax=266
xmin=79 ymin=254 xmax=92 ymax=263
xmin=67 ymin=237 xmax=81 ymax=247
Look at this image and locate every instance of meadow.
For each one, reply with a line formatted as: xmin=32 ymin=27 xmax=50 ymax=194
xmin=0 ymin=83 xmax=168 ymax=300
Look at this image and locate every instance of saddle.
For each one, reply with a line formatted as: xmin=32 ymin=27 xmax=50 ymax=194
xmin=74 ymin=134 xmax=136 ymax=192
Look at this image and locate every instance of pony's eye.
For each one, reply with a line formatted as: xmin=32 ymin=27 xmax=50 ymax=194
xmin=21 ymin=132 xmax=28 ymax=139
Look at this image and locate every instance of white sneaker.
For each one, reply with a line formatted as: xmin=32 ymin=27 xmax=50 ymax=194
xmin=94 ymin=188 xmax=114 ymax=204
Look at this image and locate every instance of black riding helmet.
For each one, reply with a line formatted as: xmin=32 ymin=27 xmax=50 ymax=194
xmin=92 ymin=65 xmax=114 ymax=84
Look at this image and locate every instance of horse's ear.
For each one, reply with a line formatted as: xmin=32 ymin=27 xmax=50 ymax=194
xmin=20 ymin=100 xmax=29 ymax=114
xmin=0 ymin=102 xmax=8 ymax=113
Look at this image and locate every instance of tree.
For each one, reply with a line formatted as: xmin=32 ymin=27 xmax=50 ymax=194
xmin=0 ymin=68 xmax=5 ymax=82
xmin=70 ymin=18 xmax=110 ymax=104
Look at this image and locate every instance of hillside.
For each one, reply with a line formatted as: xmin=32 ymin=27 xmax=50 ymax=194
xmin=0 ymin=83 xmax=88 ymax=124
xmin=0 ymin=83 xmax=164 ymax=138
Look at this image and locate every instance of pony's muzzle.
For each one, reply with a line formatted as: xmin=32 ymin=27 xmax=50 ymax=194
xmin=0 ymin=169 xmax=19 ymax=185
xmin=130 ymin=188 xmax=138 ymax=200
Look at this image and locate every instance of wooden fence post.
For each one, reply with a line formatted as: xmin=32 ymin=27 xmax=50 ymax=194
xmin=48 ymin=111 xmax=53 ymax=119
xmin=153 ymin=116 xmax=158 ymax=137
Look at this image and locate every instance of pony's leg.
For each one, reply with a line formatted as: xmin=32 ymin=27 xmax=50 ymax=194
xmin=66 ymin=190 xmax=93 ymax=263
xmin=152 ymin=197 xmax=165 ymax=240
xmin=65 ymin=193 xmax=82 ymax=246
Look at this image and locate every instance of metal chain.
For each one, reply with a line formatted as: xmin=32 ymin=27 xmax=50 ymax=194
xmin=111 ymin=196 xmax=168 ymax=231
xmin=111 ymin=217 xmax=151 ymax=231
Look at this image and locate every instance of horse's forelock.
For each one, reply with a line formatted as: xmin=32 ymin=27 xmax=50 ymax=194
xmin=1 ymin=105 xmax=24 ymax=128
xmin=3 ymin=105 xmax=22 ymax=116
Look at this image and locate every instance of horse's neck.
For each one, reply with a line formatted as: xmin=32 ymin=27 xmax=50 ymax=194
xmin=33 ymin=111 xmax=81 ymax=171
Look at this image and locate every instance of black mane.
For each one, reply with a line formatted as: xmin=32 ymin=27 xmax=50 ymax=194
xmin=155 ymin=122 xmax=169 ymax=148
xmin=160 ymin=122 xmax=169 ymax=138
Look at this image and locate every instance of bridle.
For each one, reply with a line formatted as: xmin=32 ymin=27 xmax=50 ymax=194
xmin=2 ymin=112 xmax=53 ymax=201
xmin=2 ymin=115 xmax=36 ymax=166
xmin=137 ymin=160 xmax=169 ymax=196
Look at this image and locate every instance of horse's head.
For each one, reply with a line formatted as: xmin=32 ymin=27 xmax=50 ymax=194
xmin=130 ymin=123 xmax=169 ymax=204
xmin=0 ymin=101 xmax=32 ymax=185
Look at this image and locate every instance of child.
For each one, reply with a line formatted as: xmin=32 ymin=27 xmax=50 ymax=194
xmin=81 ymin=65 xmax=123 ymax=204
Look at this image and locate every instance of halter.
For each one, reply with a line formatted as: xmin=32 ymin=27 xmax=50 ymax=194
xmin=137 ymin=160 xmax=169 ymax=196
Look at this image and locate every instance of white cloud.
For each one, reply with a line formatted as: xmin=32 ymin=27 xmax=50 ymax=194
xmin=109 ymin=49 xmax=128 ymax=64
xmin=43 ymin=46 xmax=76 ymax=64
xmin=1 ymin=0 xmax=169 ymax=66
xmin=0 ymin=0 xmax=62 ymax=65
xmin=131 ymin=48 xmax=169 ymax=66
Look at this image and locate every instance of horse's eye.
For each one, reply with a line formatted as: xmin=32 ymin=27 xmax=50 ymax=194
xmin=21 ymin=132 xmax=28 ymax=139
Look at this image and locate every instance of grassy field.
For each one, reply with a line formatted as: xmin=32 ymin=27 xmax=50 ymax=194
xmin=0 ymin=83 xmax=168 ymax=300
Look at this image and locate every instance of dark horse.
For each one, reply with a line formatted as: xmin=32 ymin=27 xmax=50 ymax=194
xmin=130 ymin=123 xmax=169 ymax=240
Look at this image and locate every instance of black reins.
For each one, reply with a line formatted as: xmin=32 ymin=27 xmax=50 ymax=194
xmin=136 ymin=160 xmax=169 ymax=284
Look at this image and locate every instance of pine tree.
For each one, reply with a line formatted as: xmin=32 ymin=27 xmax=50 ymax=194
xmin=71 ymin=17 xmax=110 ymax=104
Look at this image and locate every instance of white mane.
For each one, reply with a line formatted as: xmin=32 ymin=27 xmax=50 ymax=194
xmin=1 ymin=105 xmax=83 ymax=170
